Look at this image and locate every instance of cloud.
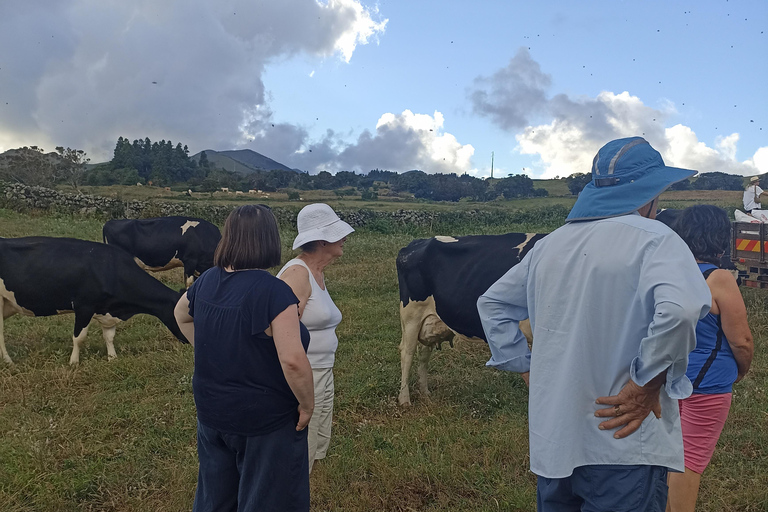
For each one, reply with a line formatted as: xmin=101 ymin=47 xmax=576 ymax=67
xmin=0 ymin=0 xmax=387 ymax=160
xmin=468 ymin=48 xmax=551 ymax=130
xmin=469 ymin=50 xmax=767 ymax=178
xmin=284 ymin=110 xmax=475 ymax=174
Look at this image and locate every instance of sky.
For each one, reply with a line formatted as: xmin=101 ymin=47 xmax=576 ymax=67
xmin=0 ymin=0 xmax=766 ymax=179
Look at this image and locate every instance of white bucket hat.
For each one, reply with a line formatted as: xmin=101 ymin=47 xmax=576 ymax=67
xmin=292 ymin=203 xmax=355 ymax=250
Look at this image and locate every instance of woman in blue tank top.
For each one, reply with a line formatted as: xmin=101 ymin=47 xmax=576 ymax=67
xmin=667 ymin=205 xmax=754 ymax=512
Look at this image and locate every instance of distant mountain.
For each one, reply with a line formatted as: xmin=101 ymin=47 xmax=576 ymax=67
xmin=190 ymin=149 xmax=301 ymax=174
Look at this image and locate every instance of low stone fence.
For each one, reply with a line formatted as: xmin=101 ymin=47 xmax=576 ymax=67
xmin=0 ymin=182 xmax=568 ymax=231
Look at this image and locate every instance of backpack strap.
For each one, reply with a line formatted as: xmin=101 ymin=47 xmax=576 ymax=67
xmin=692 ymin=267 xmax=723 ymax=390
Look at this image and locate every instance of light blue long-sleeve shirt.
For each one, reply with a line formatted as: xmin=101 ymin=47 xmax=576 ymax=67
xmin=477 ymin=213 xmax=711 ymax=478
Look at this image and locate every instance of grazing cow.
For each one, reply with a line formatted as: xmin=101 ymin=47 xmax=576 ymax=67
xmin=248 ymin=190 xmax=258 ymax=195
xmin=397 ymin=232 xmax=546 ymax=405
xmin=0 ymin=237 xmax=188 ymax=365
xmin=103 ymin=216 xmax=221 ymax=287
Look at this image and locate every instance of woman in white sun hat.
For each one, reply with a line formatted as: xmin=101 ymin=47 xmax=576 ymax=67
xmin=277 ymin=203 xmax=354 ymax=473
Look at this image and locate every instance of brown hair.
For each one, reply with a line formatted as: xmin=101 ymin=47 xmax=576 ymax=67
xmin=214 ymin=205 xmax=281 ymax=270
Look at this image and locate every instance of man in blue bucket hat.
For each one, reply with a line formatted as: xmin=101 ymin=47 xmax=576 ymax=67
xmin=478 ymin=137 xmax=711 ymax=511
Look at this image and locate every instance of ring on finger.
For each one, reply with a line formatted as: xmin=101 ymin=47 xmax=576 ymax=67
xmin=614 ymin=405 xmax=622 ymax=416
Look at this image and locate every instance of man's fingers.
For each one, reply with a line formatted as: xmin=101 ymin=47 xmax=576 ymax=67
xmin=652 ymin=402 xmax=662 ymax=419
xmin=594 ymin=406 xmax=621 ymax=418
xmin=597 ymin=416 xmax=629 ymax=431
xmin=595 ymin=395 xmax=621 ymax=406
xmin=613 ymin=419 xmax=643 ymax=439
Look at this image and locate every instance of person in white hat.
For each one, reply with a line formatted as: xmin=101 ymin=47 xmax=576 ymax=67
xmin=277 ymin=203 xmax=354 ymax=473
xmin=742 ymin=176 xmax=768 ymax=214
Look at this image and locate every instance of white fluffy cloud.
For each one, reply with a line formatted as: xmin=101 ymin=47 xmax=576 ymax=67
xmin=0 ymin=0 xmax=387 ymax=161
xmin=286 ymin=110 xmax=475 ymax=174
xmin=517 ymin=96 xmax=765 ymax=178
xmin=470 ymin=49 xmax=768 ymax=179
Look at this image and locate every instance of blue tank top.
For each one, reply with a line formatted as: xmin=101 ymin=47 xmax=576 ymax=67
xmin=686 ymin=263 xmax=738 ymax=394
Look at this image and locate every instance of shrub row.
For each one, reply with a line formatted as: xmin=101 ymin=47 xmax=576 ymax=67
xmin=0 ymin=182 xmax=568 ymax=233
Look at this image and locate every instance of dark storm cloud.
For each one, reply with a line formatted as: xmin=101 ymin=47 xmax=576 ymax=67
xmin=0 ymin=0 xmax=386 ymax=162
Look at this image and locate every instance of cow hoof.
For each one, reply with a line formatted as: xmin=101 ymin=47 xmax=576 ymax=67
xmin=397 ymin=391 xmax=412 ymax=406
xmin=69 ymin=358 xmax=79 ymax=366
xmin=107 ymin=354 xmax=117 ymax=361
xmin=2 ymin=356 xmax=14 ymax=365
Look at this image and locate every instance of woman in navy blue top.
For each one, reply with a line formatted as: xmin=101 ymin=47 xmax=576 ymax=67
xmin=667 ymin=205 xmax=753 ymax=512
xmin=174 ymin=205 xmax=314 ymax=512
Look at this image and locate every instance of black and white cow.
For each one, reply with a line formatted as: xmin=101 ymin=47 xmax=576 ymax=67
xmin=396 ymin=233 xmax=546 ymax=405
xmin=0 ymin=237 xmax=188 ymax=365
xmin=103 ymin=216 xmax=221 ymax=287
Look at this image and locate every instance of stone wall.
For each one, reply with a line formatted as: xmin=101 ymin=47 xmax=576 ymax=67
xmin=0 ymin=181 xmax=568 ymax=230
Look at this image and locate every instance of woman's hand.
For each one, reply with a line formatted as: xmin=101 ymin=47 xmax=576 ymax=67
xmin=297 ymin=405 xmax=312 ymax=431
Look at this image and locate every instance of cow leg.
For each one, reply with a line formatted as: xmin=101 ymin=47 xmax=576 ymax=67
xmin=398 ymin=308 xmax=423 ymax=406
xmin=70 ymin=310 xmax=94 ymax=365
xmin=183 ymin=262 xmax=197 ymax=288
xmin=94 ymin=315 xmax=120 ymax=361
xmin=95 ymin=315 xmax=120 ymax=360
xmin=70 ymin=324 xmax=90 ymax=366
xmin=0 ymin=306 xmax=12 ymax=365
xmin=416 ymin=343 xmax=434 ymax=398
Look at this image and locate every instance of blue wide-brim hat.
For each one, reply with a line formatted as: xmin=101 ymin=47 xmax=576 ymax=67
xmin=566 ymin=137 xmax=697 ymax=222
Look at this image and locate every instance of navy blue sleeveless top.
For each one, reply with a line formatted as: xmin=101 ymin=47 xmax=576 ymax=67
xmin=686 ymin=263 xmax=738 ymax=394
xmin=187 ymin=267 xmax=310 ymax=435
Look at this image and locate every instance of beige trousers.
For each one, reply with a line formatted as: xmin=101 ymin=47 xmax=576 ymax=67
xmin=308 ymin=367 xmax=334 ymax=473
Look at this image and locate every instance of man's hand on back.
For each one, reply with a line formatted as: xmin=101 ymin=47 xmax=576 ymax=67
xmin=593 ymin=375 xmax=664 ymax=439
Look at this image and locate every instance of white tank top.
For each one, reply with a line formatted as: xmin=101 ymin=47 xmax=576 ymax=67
xmin=277 ymin=258 xmax=342 ymax=368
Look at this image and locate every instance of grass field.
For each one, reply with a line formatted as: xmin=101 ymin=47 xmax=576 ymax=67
xmin=0 ymin=198 xmax=765 ymax=511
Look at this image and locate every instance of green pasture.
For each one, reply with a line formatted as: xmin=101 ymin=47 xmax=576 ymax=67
xmin=0 ymin=197 xmax=765 ymax=511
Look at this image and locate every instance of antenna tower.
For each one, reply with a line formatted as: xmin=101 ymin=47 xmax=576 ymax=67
xmin=490 ymin=151 xmax=494 ymax=179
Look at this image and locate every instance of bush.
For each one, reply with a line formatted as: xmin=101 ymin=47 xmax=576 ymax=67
xmin=692 ymin=172 xmax=743 ymax=191
xmin=566 ymin=173 xmax=592 ymax=195
xmin=287 ymin=191 xmax=301 ymax=200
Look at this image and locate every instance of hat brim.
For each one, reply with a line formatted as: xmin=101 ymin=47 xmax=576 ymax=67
xmin=292 ymin=218 xmax=355 ymax=250
xmin=566 ymin=165 xmax=695 ymax=222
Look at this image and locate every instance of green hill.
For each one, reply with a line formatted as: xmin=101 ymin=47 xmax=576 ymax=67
xmin=190 ymin=149 xmax=300 ymax=174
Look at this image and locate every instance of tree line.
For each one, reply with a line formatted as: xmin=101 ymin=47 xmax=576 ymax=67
xmin=0 ymin=146 xmax=90 ymax=191
xmin=565 ymin=171 xmax=754 ymax=195
xmin=83 ymin=137 xmax=550 ymax=202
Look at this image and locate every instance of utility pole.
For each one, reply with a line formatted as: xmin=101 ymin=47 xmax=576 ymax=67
xmin=490 ymin=151 xmax=494 ymax=179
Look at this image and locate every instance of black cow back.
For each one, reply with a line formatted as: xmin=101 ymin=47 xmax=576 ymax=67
xmin=397 ymin=233 xmax=546 ymax=340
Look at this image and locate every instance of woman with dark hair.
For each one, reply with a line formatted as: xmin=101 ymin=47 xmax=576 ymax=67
xmin=277 ymin=203 xmax=354 ymax=473
xmin=174 ymin=204 xmax=314 ymax=512
xmin=666 ymin=205 xmax=754 ymax=512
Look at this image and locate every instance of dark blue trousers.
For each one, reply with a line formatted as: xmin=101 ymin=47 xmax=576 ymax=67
xmin=537 ymin=465 xmax=668 ymax=512
xmin=193 ymin=419 xmax=309 ymax=512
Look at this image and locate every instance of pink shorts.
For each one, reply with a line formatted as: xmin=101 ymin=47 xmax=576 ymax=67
xmin=678 ymin=393 xmax=732 ymax=474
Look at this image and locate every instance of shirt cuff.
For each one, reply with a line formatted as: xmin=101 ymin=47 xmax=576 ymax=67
xmin=629 ymin=356 xmax=693 ymax=400
xmin=486 ymin=353 xmax=531 ymax=373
